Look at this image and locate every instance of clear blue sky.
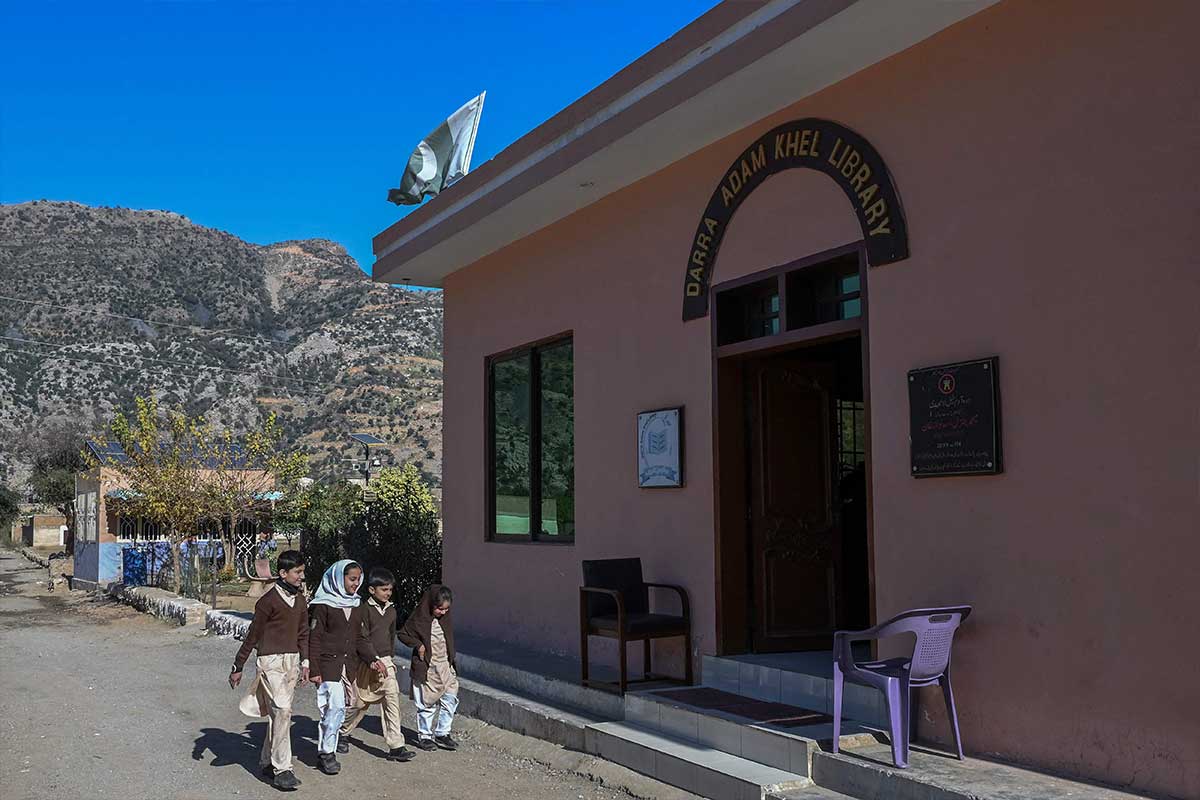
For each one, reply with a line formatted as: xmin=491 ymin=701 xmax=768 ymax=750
xmin=0 ymin=1 xmax=719 ymax=276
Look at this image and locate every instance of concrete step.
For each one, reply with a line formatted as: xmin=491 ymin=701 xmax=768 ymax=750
xmin=449 ymin=631 xmax=629 ymax=720
xmin=702 ymin=653 xmax=888 ymax=729
xmin=811 ymin=742 xmax=1157 ymax=800
xmin=586 ymin=719 xmax=812 ymax=800
xmin=625 ymin=687 xmax=879 ymax=775
xmin=388 ymin=648 xmax=605 ymax=752
xmin=769 ymin=788 xmax=860 ymax=800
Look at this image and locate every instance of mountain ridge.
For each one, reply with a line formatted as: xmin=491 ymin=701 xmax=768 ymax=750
xmin=0 ymin=200 xmax=443 ymax=488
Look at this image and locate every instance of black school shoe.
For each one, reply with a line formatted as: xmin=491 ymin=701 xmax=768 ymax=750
xmin=388 ymin=746 xmax=416 ymax=762
xmin=317 ymin=752 xmax=341 ymax=775
xmin=435 ymin=734 xmax=459 ymax=751
xmin=261 ymin=765 xmax=274 ymax=779
xmin=273 ymin=770 xmax=301 ymax=790
xmin=336 ymin=738 xmax=350 ymax=755
xmin=414 ymin=737 xmax=438 ymax=751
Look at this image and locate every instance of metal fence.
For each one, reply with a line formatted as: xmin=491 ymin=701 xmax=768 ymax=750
xmin=122 ymin=542 xmax=172 ymax=589
xmin=123 ymin=540 xmax=225 ymax=608
xmin=178 ymin=541 xmax=224 ymax=607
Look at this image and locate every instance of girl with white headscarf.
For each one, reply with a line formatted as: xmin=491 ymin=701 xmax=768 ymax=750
xmin=308 ymin=559 xmax=364 ymax=775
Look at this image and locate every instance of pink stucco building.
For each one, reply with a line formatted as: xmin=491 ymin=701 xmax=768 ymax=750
xmin=373 ymin=2 xmax=1200 ymax=797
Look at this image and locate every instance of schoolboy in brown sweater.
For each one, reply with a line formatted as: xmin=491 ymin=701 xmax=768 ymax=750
xmin=339 ymin=567 xmax=415 ymax=762
xmin=229 ymin=549 xmax=309 ymax=792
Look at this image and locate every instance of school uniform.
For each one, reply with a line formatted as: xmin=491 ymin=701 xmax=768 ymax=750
xmin=398 ymin=585 xmax=459 ymax=743
xmin=234 ymin=581 xmax=310 ymax=774
xmin=339 ymin=596 xmax=405 ymax=751
xmin=309 ymin=602 xmax=365 ymax=755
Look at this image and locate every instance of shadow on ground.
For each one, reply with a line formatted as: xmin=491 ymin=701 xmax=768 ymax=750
xmin=191 ymin=712 xmax=427 ymax=779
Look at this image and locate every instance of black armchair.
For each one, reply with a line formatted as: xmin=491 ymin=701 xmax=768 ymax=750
xmin=580 ymin=558 xmax=693 ymax=694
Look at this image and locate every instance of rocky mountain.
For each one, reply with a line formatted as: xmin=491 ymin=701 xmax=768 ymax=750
xmin=0 ymin=201 xmax=443 ymax=487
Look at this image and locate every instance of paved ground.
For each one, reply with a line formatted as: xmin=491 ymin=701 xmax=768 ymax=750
xmin=0 ymin=550 xmax=695 ymax=800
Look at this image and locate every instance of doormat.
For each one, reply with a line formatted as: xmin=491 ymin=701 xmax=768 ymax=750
xmin=651 ymin=687 xmax=833 ymax=727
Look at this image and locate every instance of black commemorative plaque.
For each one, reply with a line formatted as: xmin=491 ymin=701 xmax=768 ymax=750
xmin=908 ymin=357 xmax=1002 ymax=477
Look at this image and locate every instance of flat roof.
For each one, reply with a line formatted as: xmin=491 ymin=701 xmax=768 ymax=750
xmin=372 ymin=0 xmax=998 ymax=287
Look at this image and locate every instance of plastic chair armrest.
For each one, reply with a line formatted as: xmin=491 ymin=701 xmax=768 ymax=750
xmin=833 ymin=624 xmax=888 ymax=668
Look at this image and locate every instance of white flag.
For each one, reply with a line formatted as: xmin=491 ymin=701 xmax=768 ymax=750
xmin=388 ymin=92 xmax=486 ymax=206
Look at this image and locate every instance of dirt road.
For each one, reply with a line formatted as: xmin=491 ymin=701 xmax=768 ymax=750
xmin=0 ymin=550 xmax=693 ymax=800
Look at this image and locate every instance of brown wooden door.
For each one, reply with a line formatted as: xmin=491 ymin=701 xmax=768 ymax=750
xmin=747 ymin=357 xmax=840 ymax=652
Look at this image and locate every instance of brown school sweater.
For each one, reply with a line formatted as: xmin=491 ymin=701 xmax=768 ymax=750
xmin=233 ymin=584 xmax=309 ymax=672
xmin=309 ymin=603 xmax=365 ymax=681
xmin=356 ymin=599 xmax=397 ymax=664
xmin=398 ymin=585 xmax=455 ymax=687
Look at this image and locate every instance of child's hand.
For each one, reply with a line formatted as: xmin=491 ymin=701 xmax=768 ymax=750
xmin=301 ymin=665 xmax=310 ymax=683
xmin=229 ymin=671 xmax=242 ymax=690
xmin=372 ymin=659 xmax=387 ymax=675
xmin=417 ymin=645 xmax=426 ymax=660
xmin=309 ymin=673 xmax=322 ymax=685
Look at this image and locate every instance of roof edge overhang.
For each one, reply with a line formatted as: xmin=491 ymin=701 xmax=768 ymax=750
xmin=372 ymin=0 xmax=999 ymax=287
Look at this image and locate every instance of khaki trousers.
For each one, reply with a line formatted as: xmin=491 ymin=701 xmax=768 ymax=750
xmin=340 ymin=662 xmax=405 ymax=750
xmin=238 ymin=653 xmax=299 ymax=772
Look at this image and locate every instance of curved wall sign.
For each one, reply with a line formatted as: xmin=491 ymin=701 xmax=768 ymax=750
xmin=682 ymin=118 xmax=909 ymax=321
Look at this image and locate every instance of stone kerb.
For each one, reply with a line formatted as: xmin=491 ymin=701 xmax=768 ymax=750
xmin=108 ymin=584 xmax=210 ymax=626
xmin=19 ymin=547 xmax=51 ymax=567
xmin=206 ymin=609 xmax=252 ymax=639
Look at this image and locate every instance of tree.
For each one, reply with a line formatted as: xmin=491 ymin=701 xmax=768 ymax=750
xmin=290 ymin=465 xmax=441 ymax=617
xmin=200 ymin=414 xmax=307 ymax=571
xmin=89 ymin=395 xmax=208 ymax=594
xmin=294 ymin=480 xmax=363 ymax=584
xmin=27 ymin=421 xmax=91 ymax=553
xmin=0 ymin=485 xmax=21 ymax=545
xmin=361 ymin=464 xmax=442 ymax=616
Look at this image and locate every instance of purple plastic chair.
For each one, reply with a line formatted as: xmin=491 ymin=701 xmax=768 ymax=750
xmin=832 ymin=606 xmax=972 ymax=768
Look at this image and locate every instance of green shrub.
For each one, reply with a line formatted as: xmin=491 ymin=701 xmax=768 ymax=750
xmin=295 ymin=466 xmax=441 ymax=619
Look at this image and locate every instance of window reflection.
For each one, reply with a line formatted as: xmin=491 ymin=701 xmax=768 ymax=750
xmin=492 ymin=354 xmax=532 ymax=535
xmin=539 ymin=342 xmax=574 ymax=539
xmin=489 ymin=339 xmax=574 ymax=542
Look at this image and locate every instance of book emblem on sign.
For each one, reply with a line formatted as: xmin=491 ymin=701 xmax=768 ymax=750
xmin=637 ymin=408 xmax=683 ymax=488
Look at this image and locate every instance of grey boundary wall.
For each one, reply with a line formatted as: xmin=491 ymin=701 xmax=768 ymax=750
xmin=107 ymin=584 xmax=210 ymax=626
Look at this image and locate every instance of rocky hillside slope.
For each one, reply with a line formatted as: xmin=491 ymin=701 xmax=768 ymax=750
xmin=0 ymin=201 xmax=442 ymax=486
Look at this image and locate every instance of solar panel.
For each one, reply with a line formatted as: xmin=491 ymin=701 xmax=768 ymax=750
xmin=87 ymin=440 xmax=131 ymax=464
xmin=349 ymin=433 xmax=387 ymax=446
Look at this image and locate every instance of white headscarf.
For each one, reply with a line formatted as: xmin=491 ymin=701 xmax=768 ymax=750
xmin=309 ymin=559 xmax=362 ymax=609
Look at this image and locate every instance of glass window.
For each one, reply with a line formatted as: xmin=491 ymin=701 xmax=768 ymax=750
xmin=785 ymin=255 xmax=862 ymax=330
xmin=488 ymin=337 xmax=574 ymax=542
xmin=715 ymin=277 xmax=781 ymax=345
xmin=837 ymin=399 xmax=866 ymax=478
xmin=492 ymin=354 xmax=532 ymax=536
xmin=539 ymin=341 xmax=574 ymax=539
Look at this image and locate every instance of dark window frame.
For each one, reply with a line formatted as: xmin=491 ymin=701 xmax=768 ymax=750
xmin=485 ymin=331 xmax=574 ymax=544
xmin=712 ymin=242 xmax=866 ymax=359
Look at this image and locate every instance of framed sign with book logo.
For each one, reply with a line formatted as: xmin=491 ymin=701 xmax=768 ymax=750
xmin=637 ymin=407 xmax=684 ymax=488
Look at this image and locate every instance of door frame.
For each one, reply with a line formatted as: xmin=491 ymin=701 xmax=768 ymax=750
xmin=711 ymin=241 xmax=876 ymax=655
